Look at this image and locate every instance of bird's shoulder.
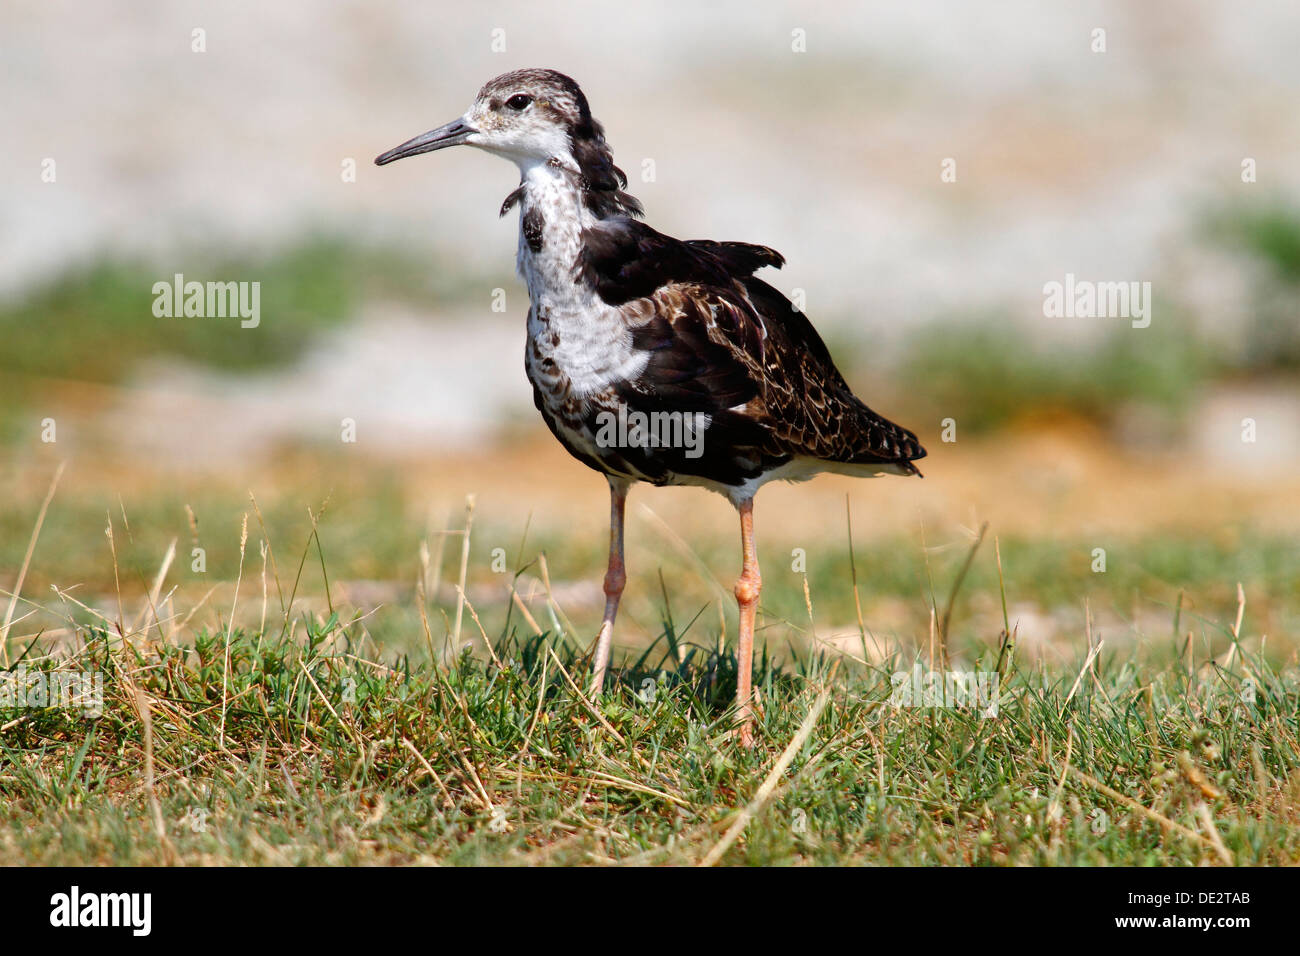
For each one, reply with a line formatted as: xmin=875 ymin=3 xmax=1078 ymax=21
xmin=579 ymin=217 xmax=848 ymax=398
xmin=578 ymin=216 xmax=783 ymax=306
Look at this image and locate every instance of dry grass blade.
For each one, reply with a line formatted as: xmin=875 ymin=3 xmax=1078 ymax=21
xmin=452 ymin=494 xmax=476 ymax=651
xmin=700 ymin=681 xmax=833 ymax=866
xmin=1070 ymin=767 xmax=1216 ymax=853
xmin=1177 ymin=750 xmax=1224 ymax=800
xmin=1047 ymin=724 xmax=1075 ymax=823
xmin=220 ymin=514 xmax=250 ymax=748
xmin=1195 ymin=802 xmax=1234 ymax=866
xmin=402 ymin=738 xmax=455 ymax=809
xmin=993 ymin=535 xmax=1016 ymax=679
xmin=845 ymin=495 xmax=867 ymax=641
xmin=510 ymin=589 xmax=544 ymax=637
xmin=104 ymin=512 xmax=125 ymax=637
xmin=247 ymin=491 xmax=286 ymax=613
xmin=131 ymin=537 xmax=176 ymax=643
xmin=299 ymin=660 xmax=360 ymax=745
xmin=1061 ymin=639 xmax=1105 ymax=716
xmin=454 ymin=749 xmax=494 ymax=812
xmin=938 ymin=521 xmax=987 ymax=661
xmin=545 ymin=646 xmax=625 ymax=745
xmin=637 ymin=501 xmax=730 ymax=608
xmin=456 ymin=584 xmax=503 ymax=668
xmin=536 ymin=552 xmax=578 ymax=642
xmin=1 ymin=462 xmax=65 ymax=666
xmin=1231 ymin=582 xmax=1245 ymax=641
xmin=415 ymin=539 xmax=438 ymax=663
xmin=132 ymin=686 xmax=169 ymax=848
xmin=585 ymin=769 xmax=688 ymax=807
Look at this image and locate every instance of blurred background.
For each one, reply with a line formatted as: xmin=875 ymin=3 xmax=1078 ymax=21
xmin=2 ymin=1 xmax=1297 ymax=666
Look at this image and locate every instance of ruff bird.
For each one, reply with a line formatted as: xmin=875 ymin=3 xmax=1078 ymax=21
xmin=376 ymin=69 xmax=925 ymax=745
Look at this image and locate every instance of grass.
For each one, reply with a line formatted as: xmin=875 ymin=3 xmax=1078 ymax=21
xmin=894 ymin=315 xmax=1212 ymax=437
xmin=0 ymin=236 xmax=510 ymax=384
xmin=2 ymin=498 xmax=1297 ymax=866
xmin=0 ymin=236 xmax=512 ymax=442
xmin=1207 ymin=200 xmax=1300 ymax=375
xmin=1213 ymin=201 xmax=1300 ymax=285
xmin=2 ymin=472 xmax=1296 ymax=661
xmin=854 ymin=200 xmax=1300 ymax=437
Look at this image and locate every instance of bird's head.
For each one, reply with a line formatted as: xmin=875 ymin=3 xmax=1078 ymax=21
xmin=375 ymin=68 xmax=642 ymax=217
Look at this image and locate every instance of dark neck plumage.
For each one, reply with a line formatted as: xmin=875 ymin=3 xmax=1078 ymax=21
xmin=569 ymin=115 xmax=643 ymax=219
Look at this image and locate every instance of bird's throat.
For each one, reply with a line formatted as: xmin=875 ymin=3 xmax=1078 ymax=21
xmin=515 ymin=158 xmax=592 ymax=309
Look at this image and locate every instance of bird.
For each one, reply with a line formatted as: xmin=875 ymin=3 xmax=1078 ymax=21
xmin=376 ymin=69 xmax=925 ymax=746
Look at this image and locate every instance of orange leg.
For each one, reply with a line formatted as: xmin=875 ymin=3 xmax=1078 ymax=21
xmin=734 ymin=497 xmax=761 ymax=746
xmin=589 ymin=478 xmax=628 ymax=695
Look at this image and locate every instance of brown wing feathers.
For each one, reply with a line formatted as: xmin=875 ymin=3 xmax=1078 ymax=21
xmin=580 ymin=218 xmax=927 ymax=473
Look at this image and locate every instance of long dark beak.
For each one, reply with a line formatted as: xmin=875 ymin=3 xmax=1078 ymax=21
xmin=374 ymin=118 xmax=476 ymax=166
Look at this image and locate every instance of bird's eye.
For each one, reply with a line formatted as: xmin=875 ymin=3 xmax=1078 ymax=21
xmin=505 ymin=93 xmax=533 ymax=111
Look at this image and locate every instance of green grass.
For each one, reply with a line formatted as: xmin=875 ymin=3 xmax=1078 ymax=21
xmin=0 ymin=236 xmax=508 ymax=384
xmin=1206 ymin=200 xmax=1300 ymax=375
xmin=1214 ymin=202 xmax=1300 ymax=285
xmin=894 ymin=315 xmax=1212 ymax=436
xmin=0 ymin=236 xmax=511 ymax=442
xmin=837 ymin=200 xmax=1300 ymax=436
xmin=2 ymin=514 xmax=1297 ymax=865
xmin=3 ymin=473 xmax=1294 ymax=651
